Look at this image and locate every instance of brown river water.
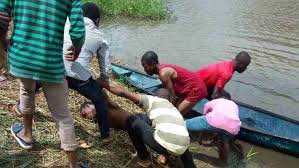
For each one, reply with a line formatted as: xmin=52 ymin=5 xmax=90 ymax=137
xmin=103 ymin=0 xmax=299 ymax=121
xmin=101 ymin=0 xmax=299 ymax=167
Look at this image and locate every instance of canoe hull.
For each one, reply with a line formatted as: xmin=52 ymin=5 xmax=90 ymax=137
xmin=111 ymin=63 xmax=299 ymax=156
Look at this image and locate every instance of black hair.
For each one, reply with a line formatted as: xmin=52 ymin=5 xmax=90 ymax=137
xmin=141 ymin=51 xmax=159 ymax=65
xmin=79 ymin=101 xmax=93 ymax=114
xmin=82 ymin=2 xmax=101 ymax=24
xmin=235 ymin=51 xmax=251 ymax=63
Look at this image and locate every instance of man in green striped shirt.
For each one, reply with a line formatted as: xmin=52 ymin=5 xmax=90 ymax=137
xmin=0 ymin=0 xmax=86 ymax=167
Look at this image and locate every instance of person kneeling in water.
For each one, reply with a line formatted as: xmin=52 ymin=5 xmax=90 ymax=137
xmin=185 ymin=98 xmax=241 ymax=163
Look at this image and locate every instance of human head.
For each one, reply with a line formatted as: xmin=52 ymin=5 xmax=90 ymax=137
xmin=155 ymin=88 xmax=170 ymax=101
xmin=82 ymin=2 xmax=101 ymax=27
xmin=80 ymin=102 xmax=96 ymax=120
xmin=234 ymin=51 xmax=251 ymax=73
xmin=141 ymin=51 xmax=160 ymax=76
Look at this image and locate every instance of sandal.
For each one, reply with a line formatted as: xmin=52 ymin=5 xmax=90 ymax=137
xmin=11 ymin=124 xmax=33 ymax=149
xmin=77 ymin=162 xmax=89 ymax=168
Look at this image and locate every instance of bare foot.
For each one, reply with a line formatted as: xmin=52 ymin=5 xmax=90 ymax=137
xmin=17 ymin=128 xmax=33 ymax=143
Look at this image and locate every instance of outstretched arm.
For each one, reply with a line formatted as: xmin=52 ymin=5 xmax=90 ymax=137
xmin=159 ymin=70 xmax=176 ymax=104
xmin=97 ymin=79 xmax=141 ymax=104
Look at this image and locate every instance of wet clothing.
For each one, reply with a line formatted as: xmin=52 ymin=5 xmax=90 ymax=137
xmin=0 ymin=0 xmax=85 ymax=83
xmin=196 ymin=61 xmax=234 ymax=91
xmin=159 ymin=64 xmax=207 ymax=102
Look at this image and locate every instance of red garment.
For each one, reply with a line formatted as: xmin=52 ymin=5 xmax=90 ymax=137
xmin=159 ymin=64 xmax=207 ymax=103
xmin=196 ymin=61 xmax=234 ymax=91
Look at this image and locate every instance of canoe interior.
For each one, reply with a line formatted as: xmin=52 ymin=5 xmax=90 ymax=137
xmin=111 ymin=63 xmax=299 ymax=144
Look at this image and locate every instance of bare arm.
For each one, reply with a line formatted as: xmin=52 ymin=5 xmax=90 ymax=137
xmin=212 ymin=73 xmax=231 ymax=99
xmin=97 ymin=79 xmax=141 ymax=104
xmin=159 ymin=70 xmax=176 ymax=104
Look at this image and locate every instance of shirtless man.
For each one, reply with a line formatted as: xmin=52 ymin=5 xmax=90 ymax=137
xmin=141 ymin=51 xmax=207 ymax=116
xmin=81 ymin=89 xmax=196 ymax=168
xmin=79 ymin=90 xmax=130 ymax=131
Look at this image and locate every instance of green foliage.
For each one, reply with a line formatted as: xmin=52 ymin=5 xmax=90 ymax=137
xmin=246 ymin=146 xmax=259 ymax=160
xmin=82 ymin=0 xmax=168 ymax=20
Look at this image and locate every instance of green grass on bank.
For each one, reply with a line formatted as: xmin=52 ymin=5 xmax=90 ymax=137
xmin=83 ymin=0 xmax=169 ymax=20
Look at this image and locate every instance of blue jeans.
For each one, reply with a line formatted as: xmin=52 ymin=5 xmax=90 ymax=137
xmin=186 ymin=116 xmax=233 ymax=142
xmin=66 ymin=76 xmax=110 ymax=139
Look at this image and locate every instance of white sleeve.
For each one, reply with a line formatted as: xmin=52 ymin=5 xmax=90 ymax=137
xmin=97 ymin=40 xmax=112 ymax=81
xmin=139 ymin=95 xmax=150 ymax=110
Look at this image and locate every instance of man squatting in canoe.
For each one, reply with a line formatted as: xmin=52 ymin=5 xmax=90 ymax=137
xmin=81 ymin=91 xmax=242 ymax=164
xmin=140 ymin=50 xmax=249 ymax=163
xmin=4 ymin=0 xmax=250 ymax=167
xmin=140 ymin=50 xmax=251 ymax=115
xmin=141 ymin=51 xmax=208 ymax=116
xmin=9 ymin=3 xmax=196 ymax=167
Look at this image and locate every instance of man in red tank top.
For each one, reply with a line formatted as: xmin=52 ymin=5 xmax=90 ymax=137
xmin=141 ymin=51 xmax=207 ymax=115
xmin=196 ymin=51 xmax=251 ymax=100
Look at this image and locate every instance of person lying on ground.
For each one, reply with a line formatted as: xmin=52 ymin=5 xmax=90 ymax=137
xmin=141 ymin=50 xmax=207 ymax=116
xmin=117 ymin=88 xmax=196 ymax=168
xmin=79 ymin=90 xmax=130 ymax=131
xmin=1 ymin=0 xmax=87 ymax=167
xmin=63 ymin=2 xmax=115 ymax=144
xmin=196 ymin=51 xmax=251 ymax=100
xmin=16 ymin=2 xmax=128 ymax=144
xmin=185 ymin=98 xmax=241 ymax=163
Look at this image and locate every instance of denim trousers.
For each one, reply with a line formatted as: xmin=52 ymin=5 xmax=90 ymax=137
xmin=66 ymin=76 xmax=110 ymax=139
xmin=186 ymin=116 xmax=233 ymax=142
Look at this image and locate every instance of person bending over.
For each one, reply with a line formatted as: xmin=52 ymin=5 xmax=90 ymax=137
xmin=185 ymin=98 xmax=241 ymax=163
xmin=120 ymin=88 xmax=196 ymax=168
xmin=196 ymin=51 xmax=251 ymax=100
xmin=141 ymin=51 xmax=207 ymax=116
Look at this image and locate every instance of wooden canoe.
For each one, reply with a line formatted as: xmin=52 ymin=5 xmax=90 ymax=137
xmin=111 ymin=63 xmax=299 ymax=156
